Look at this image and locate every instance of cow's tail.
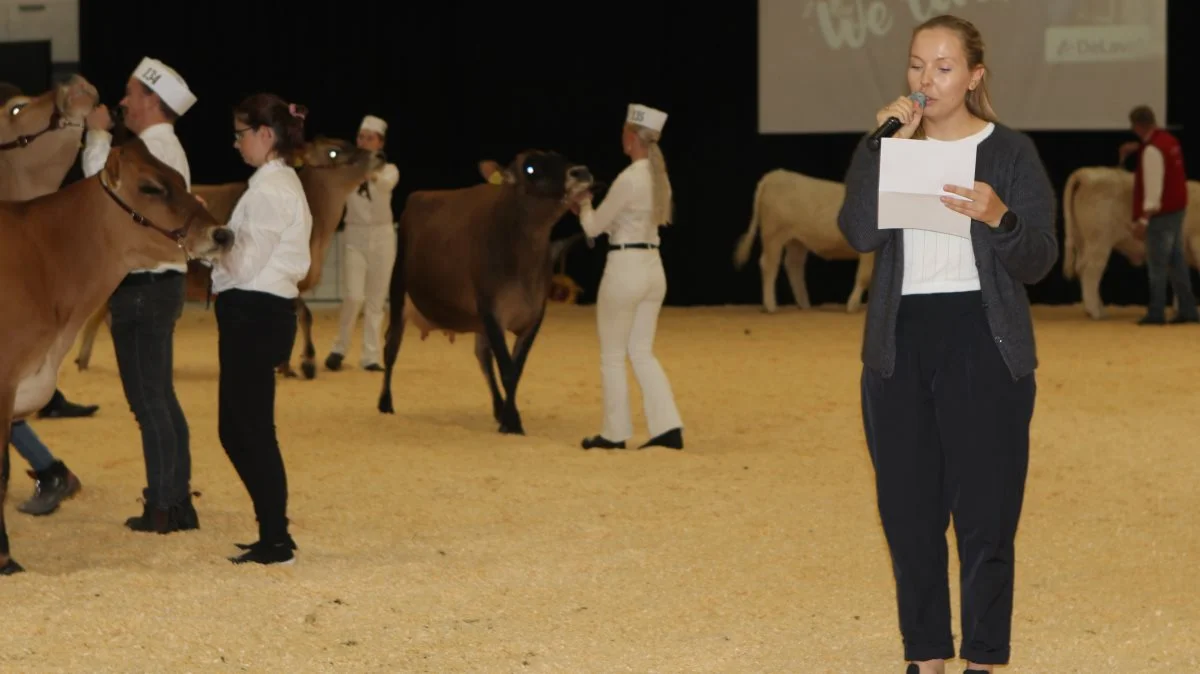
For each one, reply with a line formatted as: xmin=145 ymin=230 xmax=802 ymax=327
xmin=733 ymin=172 xmax=769 ymax=269
xmin=378 ymin=211 xmax=408 ymax=415
xmin=1061 ymin=169 xmax=1083 ymax=280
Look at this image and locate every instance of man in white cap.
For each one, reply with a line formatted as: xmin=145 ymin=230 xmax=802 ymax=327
xmin=325 ymin=114 xmax=400 ymax=372
xmin=80 ymin=56 xmax=199 ymax=534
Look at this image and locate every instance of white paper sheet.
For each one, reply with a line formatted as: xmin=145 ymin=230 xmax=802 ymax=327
xmin=877 ymin=137 xmax=978 ymax=239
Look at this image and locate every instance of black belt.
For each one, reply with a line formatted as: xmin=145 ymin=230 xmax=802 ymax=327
xmin=608 ymin=243 xmax=659 ymax=251
xmin=118 ymin=270 xmax=183 ymax=287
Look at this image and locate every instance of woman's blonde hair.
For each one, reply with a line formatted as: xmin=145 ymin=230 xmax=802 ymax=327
xmin=910 ymin=14 xmax=998 ymax=140
xmin=628 ymin=123 xmax=673 ymax=226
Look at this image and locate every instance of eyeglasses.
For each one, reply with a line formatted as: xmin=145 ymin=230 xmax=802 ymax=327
xmin=233 ymin=127 xmax=254 ymax=142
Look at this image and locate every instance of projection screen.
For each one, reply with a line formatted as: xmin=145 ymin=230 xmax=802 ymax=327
xmin=759 ymin=0 xmax=1168 ymax=133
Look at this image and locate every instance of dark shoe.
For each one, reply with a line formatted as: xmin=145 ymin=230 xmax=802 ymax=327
xmin=124 ymin=499 xmax=200 ymax=534
xmin=37 ymin=390 xmax=99 ymax=419
xmin=1169 ymin=314 xmax=1199 ymax=324
xmin=235 ymin=538 xmax=298 ymax=551
xmin=17 ymin=461 xmax=82 ymax=515
xmin=638 ymin=428 xmax=683 ymax=450
xmin=229 ymin=539 xmax=296 ymax=565
xmin=363 ymin=363 xmax=384 ymax=372
xmin=964 ymin=670 xmax=990 ymax=673
xmin=581 ymin=435 xmax=625 ymax=450
xmin=1137 ymin=314 xmax=1166 ymax=325
xmin=325 ymin=352 xmax=344 ymax=371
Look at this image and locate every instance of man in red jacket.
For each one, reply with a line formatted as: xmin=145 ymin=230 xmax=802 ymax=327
xmin=1125 ymin=105 xmax=1198 ymax=325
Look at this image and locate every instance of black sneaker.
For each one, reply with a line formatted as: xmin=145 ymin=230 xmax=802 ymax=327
xmin=325 ymin=352 xmax=344 ymax=371
xmin=17 ymin=461 xmax=82 ymax=515
xmin=229 ymin=540 xmax=296 ymax=566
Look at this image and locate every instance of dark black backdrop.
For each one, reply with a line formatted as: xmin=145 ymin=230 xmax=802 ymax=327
xmin=78 ymin=1 xmax=1197 ymax=308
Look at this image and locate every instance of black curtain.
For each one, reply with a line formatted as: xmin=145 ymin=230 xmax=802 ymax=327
xmin=79 ymin=0 xmax=1197 ymax=308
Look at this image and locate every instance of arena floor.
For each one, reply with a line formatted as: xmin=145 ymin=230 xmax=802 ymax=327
xmin=1 ymin=300 xmax=1196 ymax=673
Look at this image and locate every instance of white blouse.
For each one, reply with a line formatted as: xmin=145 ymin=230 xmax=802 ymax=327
xmin=578 ymin=158 xmax=662 ymax=246
xmin=210 ymin=158 xmax=313 ymax=299
xmin=901 ymin=122 xmax=995 ymax=296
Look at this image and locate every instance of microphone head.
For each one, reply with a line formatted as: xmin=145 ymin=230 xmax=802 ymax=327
xmin=909 ymin=91 xmax=928 ymax=108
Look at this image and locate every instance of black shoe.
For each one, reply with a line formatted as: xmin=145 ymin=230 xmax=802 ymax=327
xmin=964 ymin=670 xmax=990 ymax=673
xmin=325 ymin=352 xmax=344 ymax=371
xmin=1137 ymin=314 xmax=1166 ymax=325
xmin=229 ymin=539 xmax=296 ymax=565
xmin=37 ymin=390 xmax=99 ymax=419
xmin=124 ymin=499 xmax=200 ymax=534
xmin=1169 ymin=314 xmax=1200 ymax=324
xmin=17 ymin=461 xmax=82 ymax=515
xmin=638 ymin=428 xmax=684 ymax=450
xmin=581 ymin=435 xmax=625 ymax=450
xmin=363 ymin=363 xmax=384 ymax=372
xmin=234 ymin=538 xmax=298 ymax=551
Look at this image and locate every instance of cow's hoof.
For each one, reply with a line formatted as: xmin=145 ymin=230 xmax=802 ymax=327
xmin=498 ymin=422 xmax=525 ymax=435
xmin=301 ymin=362 xmax=316 ymax=380
xmin=0 ymin=559 xmax=25 ymax=575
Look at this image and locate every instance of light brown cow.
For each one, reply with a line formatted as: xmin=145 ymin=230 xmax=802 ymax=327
xmin=377 ymin=150 xmax=593 ymax=435
xmin=0 ymin=76 xmax=98 ymax=201
xmin=0 ymin=138 xmax=233 ymax=574
xmin=733 ymin=168 xmax=874 ymax=313
xmin=1061 ymin=165 xmax=1200 ymax=319
xmin=72 ymin=136 xmax=385 ymax=377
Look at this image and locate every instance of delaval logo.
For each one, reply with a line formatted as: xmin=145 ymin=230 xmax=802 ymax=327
xmin=630 ymin=109 xmax=645 ymax=123
xmin=1044 ymin=24 xmax=1158 ymax=63
xmin=141 ymin=67 xmax=163 ymax=85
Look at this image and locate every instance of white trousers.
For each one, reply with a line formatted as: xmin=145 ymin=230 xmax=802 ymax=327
xmin=595 ymin=250 xmax=683 ymax=441
xmin=332 ymin=224 xmax=397 ymax=366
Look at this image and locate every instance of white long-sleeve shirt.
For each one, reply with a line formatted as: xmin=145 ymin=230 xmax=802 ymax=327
xmin=210 ymin=158 xmax=313 ymax=299
xmin=1140 ymin=144 xmax=1165 ymax=216
xmin=343 ymin=163 xmax=399 ymax=228
xmin=578 ymin=158 xmax=661 ymax=245
xmin=82 ymin=123 xmax=191 ymax=274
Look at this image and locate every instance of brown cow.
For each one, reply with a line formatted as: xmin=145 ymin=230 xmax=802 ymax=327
xmin=377 ymin=150 xmax=593 ymax=434
xmin=0 ymin=138 xmax=233 ymax=574
xmin=72 ymin=136 xmax=386 ymax=376
xmin=0 ymin=76 xmax=99 ymax=201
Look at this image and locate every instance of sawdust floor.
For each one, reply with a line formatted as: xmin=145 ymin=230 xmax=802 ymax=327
xmin=1 ymin=301 xmax=1196 ymax=673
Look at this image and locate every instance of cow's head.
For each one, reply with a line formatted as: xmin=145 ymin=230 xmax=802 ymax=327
xmin=297 ymin=135 xmax=387 ymax=176
xmin=0 ymin=75 xmax=100 ymax=200
xmin=479 ymin=150 xmax=593 ymax=204
xmin=98 ymin=137 xmax=235 ymax=266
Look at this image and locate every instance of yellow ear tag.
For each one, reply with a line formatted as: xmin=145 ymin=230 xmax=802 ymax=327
xmin=488 ymin=171 xmax=504 ymax=185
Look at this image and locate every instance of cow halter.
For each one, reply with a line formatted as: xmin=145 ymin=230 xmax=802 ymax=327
xmin=99 ymin=169 xmax=204 ymax=255
xmin=0 ymin=107 xmax=81 ymax=152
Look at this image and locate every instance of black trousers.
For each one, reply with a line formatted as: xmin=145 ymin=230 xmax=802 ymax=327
xmin=109 ymin=271 xmax=191 ymax=508
xmin=860 ymin=291 xmax=1036 ymax=665
xmin=215 ymin=289 xmax=297 ymax=544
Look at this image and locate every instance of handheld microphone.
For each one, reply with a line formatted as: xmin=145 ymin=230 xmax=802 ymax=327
xmin=867 ymin=92 xmax=927 ymax=151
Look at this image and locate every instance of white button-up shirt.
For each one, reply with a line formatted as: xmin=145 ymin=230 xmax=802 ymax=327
xmin=82 ymin=123 xmax=191 ymax=274
xmin=343 ymin=163 xmax=399 ymax=228
xmin=578 ymin=158 xmax=661 ymax=246
xmin=210 ymin=158 xmax=312 ymax=299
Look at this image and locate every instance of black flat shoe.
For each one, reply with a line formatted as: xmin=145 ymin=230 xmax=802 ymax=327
xmin=230 ymin=539 xmax=297 ymax=565
xmin=638 ymin=428 xmax=683 ymax=450
xmin=581 ymin=435 xmax=625 ymax=450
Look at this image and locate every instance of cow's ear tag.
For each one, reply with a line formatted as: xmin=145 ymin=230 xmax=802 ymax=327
xmin=488 ymin=171 xmax=504 ymax=185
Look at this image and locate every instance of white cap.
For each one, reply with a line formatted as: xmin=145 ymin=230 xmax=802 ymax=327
xmin=626 ymin=103 xmax=668 ymax=132
xmin=132 ymin=57 xmax=196 ymax=115
xmin=360 ymin=114 xmax=388 ymax=136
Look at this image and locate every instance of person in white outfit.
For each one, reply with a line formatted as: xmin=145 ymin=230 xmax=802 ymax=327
xmin=326 ymin=114 xmax=399 ymax=372
xmin=574 ymin=103 xmax=684 ymax=451
xmin=80 ymin=57 xmax=199 ymax=534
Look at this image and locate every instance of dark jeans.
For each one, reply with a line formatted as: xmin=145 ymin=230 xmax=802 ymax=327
xmin=9 ymin=421 xmax=54 ymax=472
xmin=860 ymin=291 xmax=1036 ymax=665
xmin=1145 ymin=209 xmax=1199 ymax=320
xmin=109 ymin=271 xmax=191 ymax=508
xmin=215 ymin=289 xmax=297 ymax=544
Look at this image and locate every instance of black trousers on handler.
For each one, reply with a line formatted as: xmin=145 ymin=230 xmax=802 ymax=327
xmin=215 ymin=289 xmax=297 ymax=548
xmin=860 ymin=291 xmax=1036 ymax=665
